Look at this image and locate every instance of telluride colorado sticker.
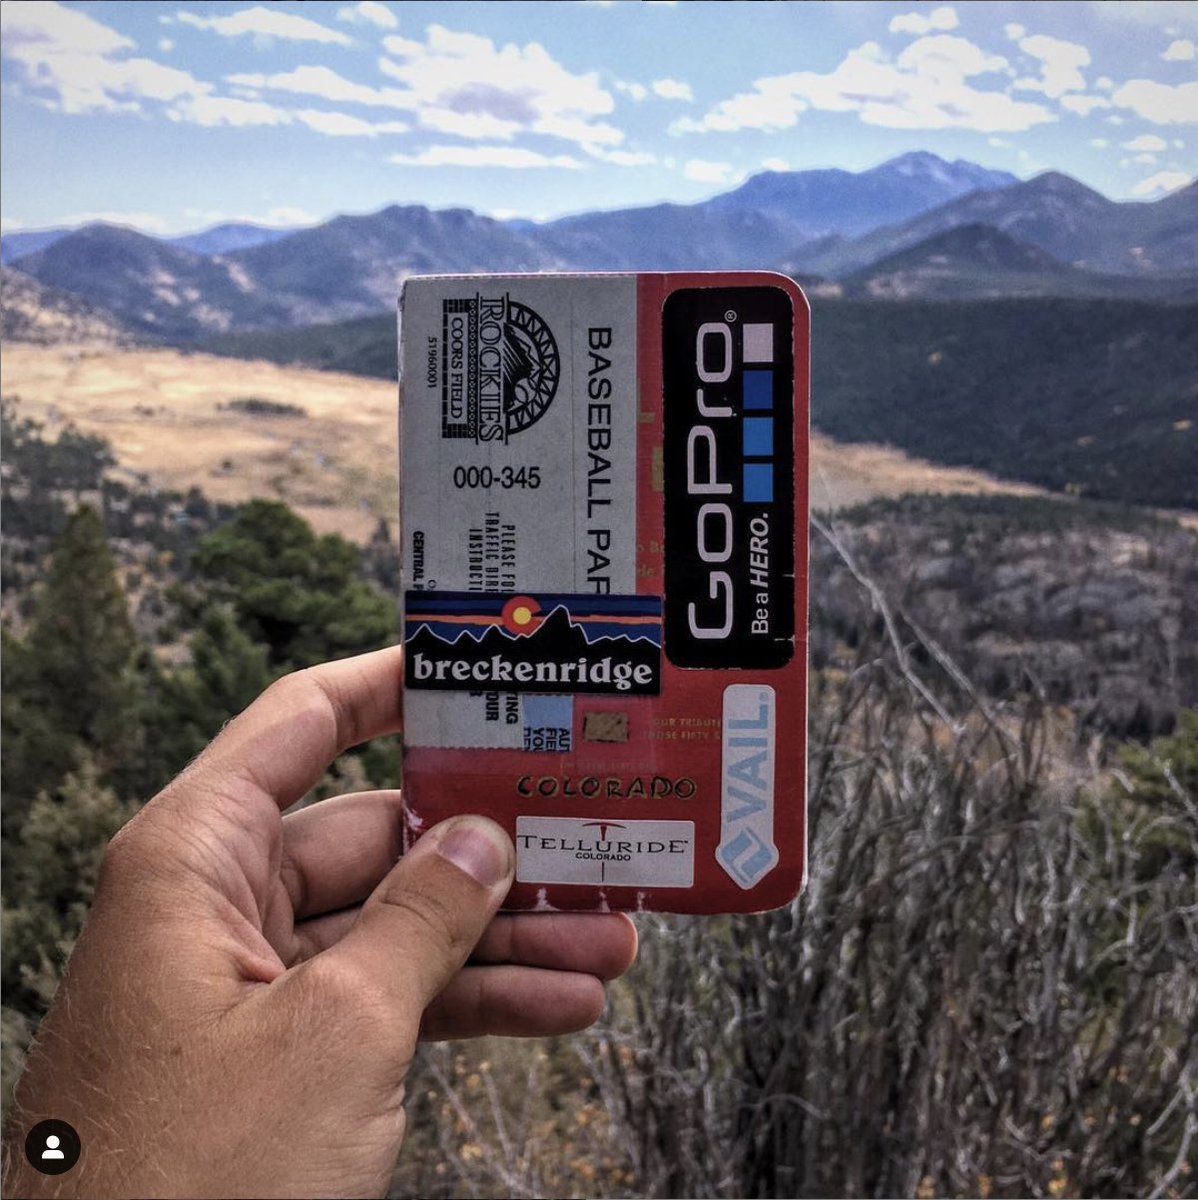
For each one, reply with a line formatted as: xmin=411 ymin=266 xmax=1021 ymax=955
xmin=400 ymin=271 xmax=810 ymax=915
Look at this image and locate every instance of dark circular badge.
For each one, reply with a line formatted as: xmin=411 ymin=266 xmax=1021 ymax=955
xmin=24 ymin=1119 xmax=81 ymax=1175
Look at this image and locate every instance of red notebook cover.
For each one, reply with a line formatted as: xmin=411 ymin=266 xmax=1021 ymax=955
xmin=399 ymin=271 xmax=809 ymax=913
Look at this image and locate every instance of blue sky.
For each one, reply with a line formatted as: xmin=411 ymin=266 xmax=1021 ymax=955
xmin=1 ymin=1 xmax=1195 ymax=235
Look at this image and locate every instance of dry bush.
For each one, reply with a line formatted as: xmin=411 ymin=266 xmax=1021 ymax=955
xmin=405 ymin=522 xmax=1198 ymax=1200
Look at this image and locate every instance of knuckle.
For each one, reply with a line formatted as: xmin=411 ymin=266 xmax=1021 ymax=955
xmin=99 ymin=817 xmax=149 ymax=878
xmin=266 ymin=667 xmax=360 ymax=749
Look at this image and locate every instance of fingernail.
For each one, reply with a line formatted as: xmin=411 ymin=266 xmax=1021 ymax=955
xmin=436 ymin=818 xmax=512 ymax=888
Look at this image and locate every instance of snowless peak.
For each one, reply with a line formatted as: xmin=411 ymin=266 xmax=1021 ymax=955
xmin=887 ymin=150 xmax=948 ymax=178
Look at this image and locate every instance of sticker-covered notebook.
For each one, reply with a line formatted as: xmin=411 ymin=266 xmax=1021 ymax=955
xmin=399 ymin=272 xmax=809 ymax=914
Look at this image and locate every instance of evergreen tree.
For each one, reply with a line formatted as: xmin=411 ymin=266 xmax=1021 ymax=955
xmin=1 ymin=757 xmax=135 ymax=1016
xmin=191 ymin=499 xmax=395 ymax=669
xmin=146 ymin=603 xmax=274 ymax=781
xmin=2 ymin=509 xmax=142 ymax=829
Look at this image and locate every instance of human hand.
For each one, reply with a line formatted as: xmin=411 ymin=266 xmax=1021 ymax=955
xmin=3 ymin=647 xmax=637 ymax=1198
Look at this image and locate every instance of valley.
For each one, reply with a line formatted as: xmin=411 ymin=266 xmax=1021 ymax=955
xmin=2 ymin=341 xmax=1048 ymax=544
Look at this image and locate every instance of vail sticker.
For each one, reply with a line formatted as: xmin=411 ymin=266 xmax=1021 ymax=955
xmin=717 ymin=684 xmax=779 ymax=888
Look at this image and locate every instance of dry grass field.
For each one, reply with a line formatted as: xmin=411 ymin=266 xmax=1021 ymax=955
xmin=3 ymin=342 xmax=1048 ymax=542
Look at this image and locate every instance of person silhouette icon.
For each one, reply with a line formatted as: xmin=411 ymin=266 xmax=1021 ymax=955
xmin=23 ymin=1118 xmax=80 ymax=1174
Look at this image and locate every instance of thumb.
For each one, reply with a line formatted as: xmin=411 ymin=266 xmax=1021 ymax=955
xmin=322 ymin=815 xmax=514 ymax=1021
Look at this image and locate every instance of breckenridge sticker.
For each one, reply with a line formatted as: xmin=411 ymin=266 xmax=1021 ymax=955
xmin=405 ymin=591 xmax=662 ymax=695
xmin=662 ymin=286 xmax=796 ymax=670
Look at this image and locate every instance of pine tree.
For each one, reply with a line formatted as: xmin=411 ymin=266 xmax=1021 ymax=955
xmin=1 ymin=756 xmax=135 ymax=1016
xmin=191 ymin=499 xmax=395 ymax=669
xmin=146 ymin=603 xmax=274 ymax=780
xmin=3 ymin=508 xmax=142 ymax=828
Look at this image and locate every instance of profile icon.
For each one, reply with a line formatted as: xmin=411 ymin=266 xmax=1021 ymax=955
xmin=24 ymin=1119 xmax=80 ymax=1175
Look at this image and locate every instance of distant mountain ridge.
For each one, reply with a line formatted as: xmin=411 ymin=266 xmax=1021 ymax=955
xmin=842 ymin=224 xmax=1198 ymax=302
xmin=799 ymin=172 xmax=1198 ymax=277
xmin=167 ymin=222 xmax=307 ymax=256
xmin=709 ymin=151 xmax=1017 ymax=237
xmin=3 ymin=153 xmax=1193 ymax=340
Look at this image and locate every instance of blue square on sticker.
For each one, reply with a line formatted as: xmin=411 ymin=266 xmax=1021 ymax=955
xmin=743 ymin=369 xmax=773 ymax=410
xmin=743 ymin=463 xmax=774 ymax=502
xmin=522 ymin=695 xmax=573 ymax=752
xmin=743 ymin=417 xmax=773 ymax=457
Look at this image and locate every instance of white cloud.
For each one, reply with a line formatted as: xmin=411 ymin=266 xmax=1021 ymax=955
xmin=652 ymin=78 xmax=694 ymax=102
xmin=1123 ymin=133 xmax=1168 ymax=151
xmin=1060 ymin=94 xmax=1110 ymax=115
xmin=672 ymin=83 xmax=805 ymax=135
xmin=1014 ymin=34 xmax=1089 ymax=98
xmin=1 ymin=1 xmax=132 ymax=56
xmin=683 ymin=158 xmax=737 ymax=184
xmin=1 ymin=2 xmax=210 ymax=114
xmin=169 ymin=94 xmax=290 ymax=127
xmin=1004 ymin=23 xmax=1026 ymax=40
xmin=376 ymin=24 xmax=619 ymax=150
xmin=674 ymin=35 xmax=1051 ymax=135
xmin=589 ymin=147 xmax=657 ymax=166
xmin=337 ymin=1 xmax=398 ymax=30
xmin=762 ymin=156 xmax=790 ymax=171
xmin=890 ymin=7 xmax=958 ymax=36
xmin=294 ymin=109 xmax=408 ymax=137
xmin=388 ymin=145 xmax=583 ymax=169
xmin=1162 ymin=38 xmax=1196 ymax=61
xmin=616 ymin=80 xmax=649 ymax=102
xmin=227 ymin=65 xmax=410 ymax=108
xmin=172 ymin=6 xmax=351 ymax=45
xmin=1112 ymin=78 xmax=1198 ymax=124
xmin=1131 ymin=152 xmax=1158 ymax=164
xmin=419 ymin=108 xmax=521 ymax=139
xmin=1131 ymin=169 xmax=1192 ymax=196
xmin=987 ymin=135 xmax=1013 ymax=147
xmin=1096 ymin=75 xmax=1113 ymax=91
xmin=158 ymin=38 xmax=174 ymax=52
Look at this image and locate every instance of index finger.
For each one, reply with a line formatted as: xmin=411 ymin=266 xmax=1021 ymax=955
xmin=180 ymin=646 xmax=404 ymax=810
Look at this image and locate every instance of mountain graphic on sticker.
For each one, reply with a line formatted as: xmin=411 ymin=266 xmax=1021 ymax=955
xmin=404 ymin=592 xmax=663 ymax=696
xmin=406 ymin=591 xmax=662 ymax=648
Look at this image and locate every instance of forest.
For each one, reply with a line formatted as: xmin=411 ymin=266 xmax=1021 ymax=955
xmin=2 ymin=397 xmax=1196 ymax=1198
xmin=200 ymin=296 xmax=1198 ymax=511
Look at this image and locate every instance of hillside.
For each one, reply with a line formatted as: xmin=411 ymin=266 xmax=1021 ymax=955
xmin=0 ymin=342 xmax=1056 ymax=546
xmin=11 ymin=225 xmax=300 ymax=340
xmin=842 ymin=224 xmax=1198 ymax=302
xmin=802 ymin=172 xmax=1198 ymax=278
xmin=812 ymin=298 xmax=1198 ymax=509
xmin=0 ymin=268 xmax=138 ymax=346
xmin=199 ymin=295 xmax=1198 ymax=511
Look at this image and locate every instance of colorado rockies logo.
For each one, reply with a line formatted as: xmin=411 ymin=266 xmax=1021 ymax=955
xmin=441 ymin=294 xmax=560 ymax=443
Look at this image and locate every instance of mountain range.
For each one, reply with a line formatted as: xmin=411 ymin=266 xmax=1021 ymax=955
xmin=2 ymin=152 xmax=1194 ymax=341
